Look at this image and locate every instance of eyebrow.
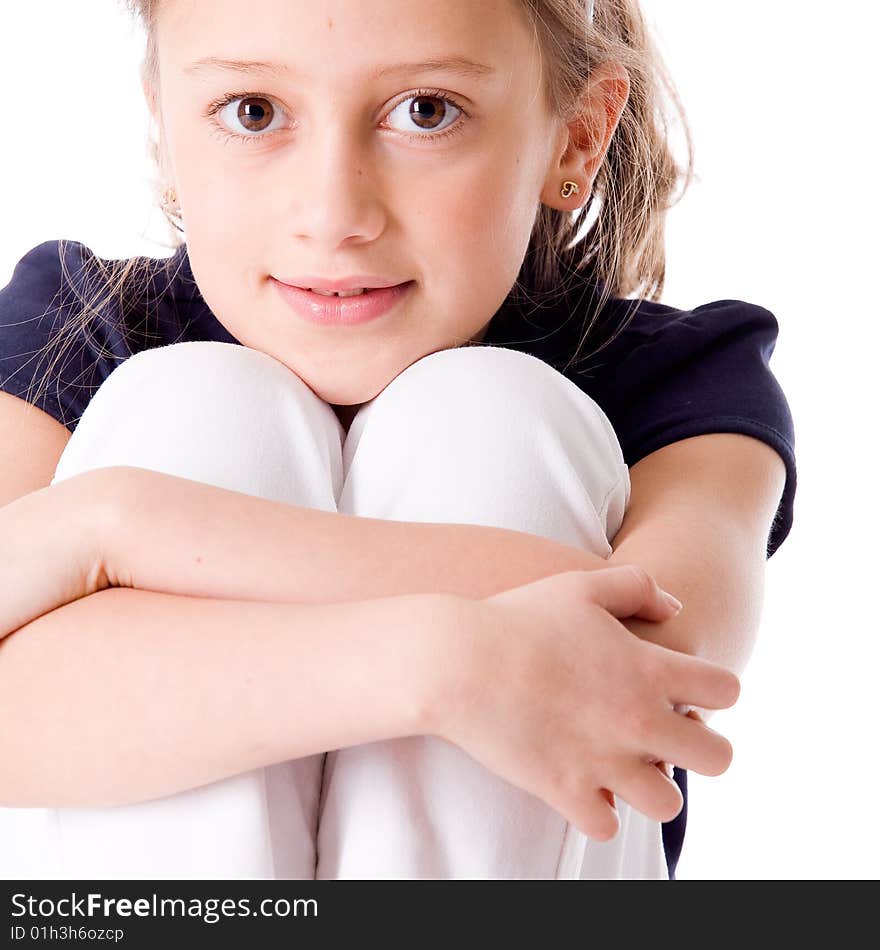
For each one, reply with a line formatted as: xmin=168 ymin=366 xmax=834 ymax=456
xmin=184 ymin=56 xmax=496 ymax=82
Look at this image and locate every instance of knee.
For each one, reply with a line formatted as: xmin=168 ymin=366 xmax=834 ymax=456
xmin=61 ymin=340 xmax=324 ymax=449
xmin=96 ymin=341 xmax=319 ymax=412
xmin=70 ymin=340 xmax=343 ymax=444
xmin=53 ymin=341 xmax=344 ymax=500
xmin=367 ymin=344 xmax=624 ymax=465
xmin=345 ymin=345 xmax=629 ymax=554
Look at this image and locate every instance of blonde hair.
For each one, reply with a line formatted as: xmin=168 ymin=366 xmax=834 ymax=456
xmin=24 ymin=0 xmax=695 ymax=421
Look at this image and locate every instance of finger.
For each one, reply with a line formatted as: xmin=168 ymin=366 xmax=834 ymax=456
xmin=641 ymin=707 xmax=735 ymax=778
xmin=657 ymin=648 xmax=741 ymax=711
xmin=610 ymin=757 xmax=684 ymax=824
xmin=566 ymin=786 xmax=621 ymax=843
xmin=583 ymin=564 xmax=682 ymax=623
xmin=676 ymin=704 xmax=709 ymax=726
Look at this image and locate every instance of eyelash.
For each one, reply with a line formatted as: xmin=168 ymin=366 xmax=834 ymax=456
xmin=204 ymin=87 xmax=469 ymax=147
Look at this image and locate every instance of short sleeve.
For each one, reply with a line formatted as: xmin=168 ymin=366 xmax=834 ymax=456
xmin=0 ymin=239 xmax=99 ymax=431
xmin=569 ymin=299 xmax=797 ymax=559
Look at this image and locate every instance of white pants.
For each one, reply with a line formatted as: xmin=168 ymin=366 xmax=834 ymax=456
xmin=2 ymin=340 xmax=668 ymax=879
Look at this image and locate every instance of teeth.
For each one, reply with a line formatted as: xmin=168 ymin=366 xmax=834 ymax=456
xmin=309 ymin=287 xmax=367 ymax=297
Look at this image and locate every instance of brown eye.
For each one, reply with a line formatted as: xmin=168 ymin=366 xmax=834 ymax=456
xmin=409 ymin=95 xmax=447 ymax=130
xmin=208 ymin=88 xmax=467 ymax=147
xmin=235 ymin=96 xmax=275 ymax=133
xmin=208 ymin=93 xmax=286 ymax=143
xmin=386 ymin=91 xmax=462 ymax=137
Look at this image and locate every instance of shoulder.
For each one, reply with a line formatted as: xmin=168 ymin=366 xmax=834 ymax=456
xmin=0 ymin=239 xmax=92 ymax=419
xmin=0 ymin=238 xmax=204 ymax=430
xmin=523 ymin=286 xmax=788 ymax=407
xmin=490 ymin=282 xmax=785 ymax=397
xmin=578 ymin=295 xmax=781 ymax=373
xmin=488 ymin=270 xmax=782 ymax=376
xmin=0 ymin=238 xmax=73 ymax=321
xmin=0 ymin=237 xmax=195 ymax=333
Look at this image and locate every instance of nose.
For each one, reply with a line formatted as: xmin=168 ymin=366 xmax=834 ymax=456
xmin=290 ymin=124 xmax=387 ymax=247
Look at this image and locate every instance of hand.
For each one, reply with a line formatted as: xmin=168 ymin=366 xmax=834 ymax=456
xmin=435 ymin=565 xmax=740 ymax=842
xmin=0 ymin=470 xmax=113 ymax=640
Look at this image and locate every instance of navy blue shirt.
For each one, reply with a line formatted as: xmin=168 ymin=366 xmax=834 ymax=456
xmin=0 ymin=238 xmax=798 ymax=878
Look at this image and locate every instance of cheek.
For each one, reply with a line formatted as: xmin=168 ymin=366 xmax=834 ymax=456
xmin=438 ymin=166 xmax=537 ymax=297
xmin=165 ymin=123 xmax=257 ymax=225
xmin=183 ymin=170 xmax=254 ymax=233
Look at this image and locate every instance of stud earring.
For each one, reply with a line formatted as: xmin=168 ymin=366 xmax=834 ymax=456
xmin=560 ymin=180 xmax=580 ymax=199
xmin=161 ymin=186 xmax=179 ymax=209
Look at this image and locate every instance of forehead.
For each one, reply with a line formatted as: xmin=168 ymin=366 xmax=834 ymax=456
xmin=157 ymin=0 xmax=540 ymax=89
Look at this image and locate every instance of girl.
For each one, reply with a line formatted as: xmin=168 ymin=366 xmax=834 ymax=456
xmin=0 ymin=0 xmax=795 ymax=879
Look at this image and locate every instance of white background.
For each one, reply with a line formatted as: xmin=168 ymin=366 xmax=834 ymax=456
xmin=1 ymin=1 xmax=877 ymax=879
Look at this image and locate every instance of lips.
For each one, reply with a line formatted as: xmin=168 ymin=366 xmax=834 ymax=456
xmin=275 ymin=275 xmax=405 ymax=292
xmin=273 ymin=278 xmax=415 ymax=326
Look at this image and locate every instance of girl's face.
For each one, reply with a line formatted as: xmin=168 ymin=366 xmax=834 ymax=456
xmin=149 ymin=0 xmax=572 ymax=414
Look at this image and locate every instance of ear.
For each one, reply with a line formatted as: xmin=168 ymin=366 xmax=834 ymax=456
xmin=141 ymin=75 xmax=175 ymax=185
xmin=541 ymin=60 xmax=630 ymax=210
xmin=141 ymin=74 xmax=160 ymax=125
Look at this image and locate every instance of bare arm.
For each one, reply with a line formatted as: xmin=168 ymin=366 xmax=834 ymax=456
xmin=0 ymin=586 xmax=458 ymax=808
xmin=608 ymin=433 xmax=788 ymax=717
xmin=95 ymin=465 xmax=607 ymax=604
xmin=95 ymin=432 xmax=785 ymax=679
xmin=0 ymin=440 xmax=761 ymax=821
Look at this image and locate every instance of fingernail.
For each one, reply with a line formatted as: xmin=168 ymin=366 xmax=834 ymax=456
xmin=661 ymin=590 xmax=683 ymax=612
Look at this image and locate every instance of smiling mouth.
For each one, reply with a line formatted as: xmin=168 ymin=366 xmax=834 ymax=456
xmin=272 ymin=278 xmax=415 ymax=326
